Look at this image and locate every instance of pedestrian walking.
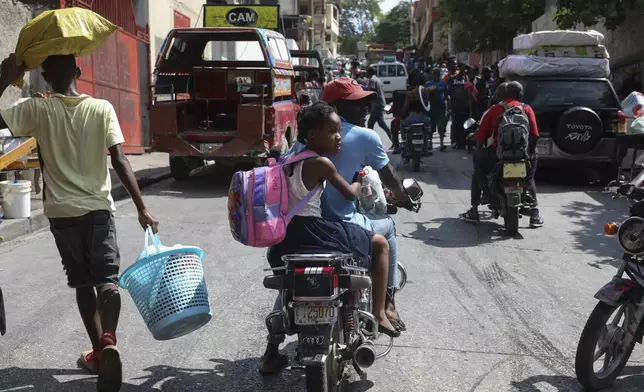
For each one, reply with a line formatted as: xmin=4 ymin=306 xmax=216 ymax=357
xmin=0 ymin=53 xmax=158 ymax=392
xmin=366 ymin=67 xmax=393 ymax=146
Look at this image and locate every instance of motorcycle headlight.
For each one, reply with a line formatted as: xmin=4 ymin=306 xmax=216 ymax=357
xmin=618 ymin=217 xmax=644 ymax=255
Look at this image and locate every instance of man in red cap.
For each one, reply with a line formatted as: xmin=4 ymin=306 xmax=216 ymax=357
xmin=259 ymin=78 xmax=410 ymax=375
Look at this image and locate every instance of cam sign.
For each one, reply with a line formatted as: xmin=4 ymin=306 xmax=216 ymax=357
xmin=204 ymin=5 xmax=280 ymax=29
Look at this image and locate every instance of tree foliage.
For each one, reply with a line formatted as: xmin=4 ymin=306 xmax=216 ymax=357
xmin=373 ymin=1 xmax=411 ymax=47
xmin=339 ymin=0 xmax=381 ymax=54
xmin=439 ymin=0 xmax=545 ymax=52
xmin=554 ymin=0 xmax=644 ymax=30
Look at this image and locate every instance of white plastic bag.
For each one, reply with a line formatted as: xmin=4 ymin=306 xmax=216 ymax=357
xmin=621 ymin=92 xmax=644 ymax=118
xmin=137 ymin=227 xmax=183 ymax=261
xmin=357 ymin=166 xmax=387 ymax=215
xmin=629 ymin=117 xmax=644 ymax=134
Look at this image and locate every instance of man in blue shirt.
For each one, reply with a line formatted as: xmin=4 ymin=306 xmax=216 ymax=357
xmin=425 ymin=67 xmax=448 ymax=151
xmin=260 ymin=79 xmax=409 ymax=375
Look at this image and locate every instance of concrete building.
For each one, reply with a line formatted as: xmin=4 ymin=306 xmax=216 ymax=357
xmin=413 ymin=0 xmax=449 ymax=61
xmin=0 ymin=0 xmax=38 ymax=109
xmin=306 ymin=0 xmax=339 ymax=58
xmin=144 ymin=0 xmax=205 ymax=70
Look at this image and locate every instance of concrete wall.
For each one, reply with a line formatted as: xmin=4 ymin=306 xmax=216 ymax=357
xmin=0 ymin=0 xmax=35 ymax=110
xmin=280 ymin=0 xmax=298 ymax=16
xmin=147 ymin=0 xmax=205 ymax=71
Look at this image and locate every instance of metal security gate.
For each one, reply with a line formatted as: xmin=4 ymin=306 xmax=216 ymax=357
xmin=60 ymin=0 xmax=150 ymax=154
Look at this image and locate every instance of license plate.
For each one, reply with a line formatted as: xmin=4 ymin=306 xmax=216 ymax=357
xmin=411 ymin=139 xmax=424 ymax=144
xmin=536 ymin=140 xmax=551 ymax=156
xmin=200 ymin=143 xmax=222 ymax=154
xmin=503 ymin=162 xmax=527 ymax=178
xmin=294 ymin=302 xmax=337 ymax=325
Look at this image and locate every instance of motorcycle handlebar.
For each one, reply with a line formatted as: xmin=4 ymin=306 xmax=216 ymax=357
xmin=385 ymin=196 xmax=421 ymax=213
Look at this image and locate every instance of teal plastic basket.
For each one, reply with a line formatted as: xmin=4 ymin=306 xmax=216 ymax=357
xmin=119 ymin=229 xmax=212 ymax=341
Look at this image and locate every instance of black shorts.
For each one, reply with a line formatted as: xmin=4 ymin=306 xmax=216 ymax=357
xmin=49 ymin=210 xmax=120 ymax=288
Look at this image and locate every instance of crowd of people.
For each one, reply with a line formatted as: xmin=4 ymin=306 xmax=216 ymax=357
xmin=0 ymin=48 xmax=544 ymax=390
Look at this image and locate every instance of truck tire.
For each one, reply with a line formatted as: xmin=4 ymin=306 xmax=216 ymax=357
xmin=169 ymin=156 xmax=202 ymax=181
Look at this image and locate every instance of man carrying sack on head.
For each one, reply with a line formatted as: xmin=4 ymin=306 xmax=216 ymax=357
xmin=0 ymin=8 xmax=158 ymax=392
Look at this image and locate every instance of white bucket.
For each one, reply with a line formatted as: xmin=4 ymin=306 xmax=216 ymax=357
xmin=0 ymin=180 xmax=32 ymax=219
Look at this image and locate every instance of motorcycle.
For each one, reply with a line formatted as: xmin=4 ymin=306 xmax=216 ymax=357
xmin=401 ymin=123 xmax=427 ymax=172
xmin=575 ymin=174 xmax=644 ymax=390
xmin=263 ymin=179 xmax=422 ymax=392
xmin=385 ymin=104 xmax=426 ymax=172
xmin=463 ymin=118 xmax=535 ymax=236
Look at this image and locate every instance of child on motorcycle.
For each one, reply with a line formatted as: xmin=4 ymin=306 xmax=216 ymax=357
xmin=261 ymin=102 xmax=399 ymax=374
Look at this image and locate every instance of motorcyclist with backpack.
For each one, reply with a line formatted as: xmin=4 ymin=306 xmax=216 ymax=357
xmin=459 ymin=81 xmax=544 ymax=227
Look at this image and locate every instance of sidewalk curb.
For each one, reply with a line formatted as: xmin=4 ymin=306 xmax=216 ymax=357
xmin=0 ymin=169 xmax=171 ymax=243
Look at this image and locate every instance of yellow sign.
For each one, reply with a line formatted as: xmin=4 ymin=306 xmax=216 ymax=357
xmin=204 ymin=5 xmax=279 ymax=29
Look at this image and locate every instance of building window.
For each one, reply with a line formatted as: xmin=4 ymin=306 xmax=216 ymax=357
xmin=325 ymin=33 xmax=331 ymax=41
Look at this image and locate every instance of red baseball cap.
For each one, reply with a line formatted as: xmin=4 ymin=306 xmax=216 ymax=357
xmin=322 ymin=78 xmax=375 ymax=104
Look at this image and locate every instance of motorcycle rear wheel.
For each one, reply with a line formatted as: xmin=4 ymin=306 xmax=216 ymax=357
xmin=575 ymin=301 xmax=637 ymax=391
xmin=305 ymin=321 xmax=345 ymax=392
xmin=504 ymin=206 xmax=519 ymax=236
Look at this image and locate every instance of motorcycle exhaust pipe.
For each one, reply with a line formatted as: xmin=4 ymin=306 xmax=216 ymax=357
xmin=353 ymin=341 xmax=377 ymax=369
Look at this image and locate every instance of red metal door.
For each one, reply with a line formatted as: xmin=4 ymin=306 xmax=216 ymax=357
xmin=174 ymin=10 xmax=191 ymax=28
xmin=61 ymin=0 xmax=149 ymax=154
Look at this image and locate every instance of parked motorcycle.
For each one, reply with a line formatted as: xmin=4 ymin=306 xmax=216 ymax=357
xmin=463 ymin=118 xmax=535 ymax=236
xmin=263 ymin=179 xmax=422 ymax=392
xmin=575 ymin=174 xmax=644 ymax=390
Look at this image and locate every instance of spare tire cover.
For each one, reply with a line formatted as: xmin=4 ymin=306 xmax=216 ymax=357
xmin=554 ymin=107 xmax=603 ymax=154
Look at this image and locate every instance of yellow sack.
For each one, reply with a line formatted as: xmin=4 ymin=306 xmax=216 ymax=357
xmin=12 ymin=7 xmax=117 ymax=88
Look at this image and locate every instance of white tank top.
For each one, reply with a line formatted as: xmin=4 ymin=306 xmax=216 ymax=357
xmin=286 ymin=161 xmax=323 ymax=217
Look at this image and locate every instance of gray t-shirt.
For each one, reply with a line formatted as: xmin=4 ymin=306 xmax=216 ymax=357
xmin=368 ymin=75 xmax=387 ymax=108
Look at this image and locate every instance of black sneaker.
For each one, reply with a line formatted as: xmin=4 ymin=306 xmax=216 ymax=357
xmin=439 ymin=145 xmax=447 ymax=152
xmin=392 ymin=146 xmax=401 ymax=155
xmin=459 ymin=208 xmax=480 ymax=223
xmin=530 ymin=215 xmax=544 ymax=228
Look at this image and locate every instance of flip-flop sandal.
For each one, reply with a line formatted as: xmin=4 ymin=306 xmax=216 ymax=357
xmin=389 ymin=318 xmax=407 ymax=332
xmin=77 ymin=350 xmax=99 ymax=375
xmin=259 ymin=353 xmax=289 ymax=376
xmin=378 ymin=323 xmax=401 ymax=338
xmin=97 ymin=345 xmax=122 ymax=392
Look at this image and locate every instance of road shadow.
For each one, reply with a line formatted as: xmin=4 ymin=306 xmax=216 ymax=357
xmin=557 ymin=189 xmax=629 ymax=263
xmin=0 ymin=343 xmax=374 ymax=391
xmin=511 ymin=365 xmax=644 ymax=391
xmin=402 ymin=216 xmax=527 ymax=248
xmin=145 ymin=165 xmax=233 ymax=200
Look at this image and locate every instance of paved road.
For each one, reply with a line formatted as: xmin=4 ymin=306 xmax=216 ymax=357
xmin=1 ymin=118 xmax=643 ymax=392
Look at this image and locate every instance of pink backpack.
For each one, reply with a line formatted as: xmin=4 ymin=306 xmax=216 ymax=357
xmin=228 ymin=150 xmax=322 ymax=247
